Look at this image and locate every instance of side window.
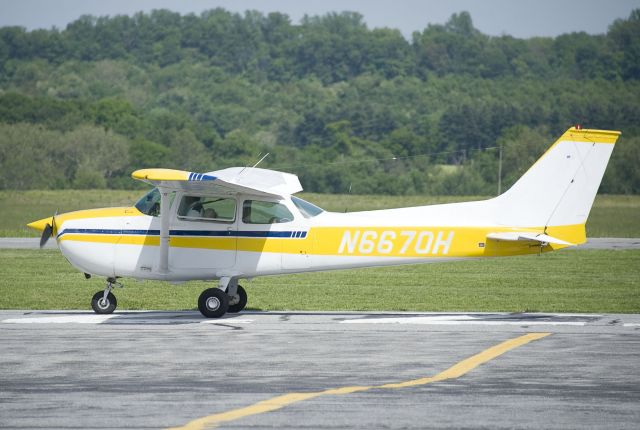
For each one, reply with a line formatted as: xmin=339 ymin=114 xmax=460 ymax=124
xmin=177 ymin=196 xmax=236 ymax=222
xmin=242 ymin=200 xmax=294 ymax=224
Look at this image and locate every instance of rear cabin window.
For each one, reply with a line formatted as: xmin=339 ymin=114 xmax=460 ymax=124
xmin=242 ymin=200 xmax=294 ymax=224
xmin=177 ymin=196 xmax=236 ymax=222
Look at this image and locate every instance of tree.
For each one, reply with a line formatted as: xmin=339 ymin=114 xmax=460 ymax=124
xmin=608 ymin=9 xmax=640 ymax=80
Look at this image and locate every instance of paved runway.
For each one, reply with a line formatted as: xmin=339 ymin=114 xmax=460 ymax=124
xmin=1 ymin=310 xmax=639 ymax=429
xmin=2 ymin=237 xmax=640 ymax=250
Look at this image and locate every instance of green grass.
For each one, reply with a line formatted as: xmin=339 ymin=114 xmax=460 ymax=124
xmin=1 ymin=190 xmax=639 ymax=237
xmin=584 ymin=195 xmax=640 ymax=237
xmin=1 ymin=249 xmax=638 ymax=313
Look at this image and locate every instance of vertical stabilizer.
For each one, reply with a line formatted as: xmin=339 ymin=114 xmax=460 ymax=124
xmin=493 ymin=127 xmax=619 ymax=243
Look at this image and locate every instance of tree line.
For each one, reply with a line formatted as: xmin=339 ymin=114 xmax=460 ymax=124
xmin=0 ymin=9 xmax=638 ymax=194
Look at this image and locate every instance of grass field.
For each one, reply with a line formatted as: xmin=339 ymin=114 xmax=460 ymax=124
xmin=1 ymin=248 xmax=638 ymax=313
xmin=1 ymin=190 xmax=639 ymax=237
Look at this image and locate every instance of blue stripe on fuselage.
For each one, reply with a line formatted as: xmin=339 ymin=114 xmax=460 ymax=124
xmin=57 ymin=228 xmax=306 ymax=239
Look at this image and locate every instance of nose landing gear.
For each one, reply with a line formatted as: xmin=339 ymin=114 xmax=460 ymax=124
xmin=91 ymin=278 xmax=122 ymax=314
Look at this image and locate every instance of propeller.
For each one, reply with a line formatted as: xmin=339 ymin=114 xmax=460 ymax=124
xmin=39 ymin=211 xmax=57 ymax=248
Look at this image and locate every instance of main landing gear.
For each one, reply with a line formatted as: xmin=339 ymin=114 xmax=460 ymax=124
xmin=198 ymin=279 xmax=247 ymax=318
xmin=88 ymin=277 xmax=247 ymax=318
xmin=91 ymin=278 xmax=122 ymax=314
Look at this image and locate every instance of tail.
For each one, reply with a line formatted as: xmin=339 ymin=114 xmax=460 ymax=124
xmin=492 ymin=127 xmax=620 ymax=244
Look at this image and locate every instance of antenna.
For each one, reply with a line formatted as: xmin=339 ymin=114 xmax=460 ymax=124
xmin=252 ymin=152 xmax=270 ymax=168
xmin=238 ymin=152 xmax=270 ymax=176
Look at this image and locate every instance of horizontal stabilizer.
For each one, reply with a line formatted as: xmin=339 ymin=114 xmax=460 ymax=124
xmin=487 ymin=232 xmax=575 ymax=246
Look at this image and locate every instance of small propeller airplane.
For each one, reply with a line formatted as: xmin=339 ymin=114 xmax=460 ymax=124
xmin=27 ymin=127 xmax=619 ymax=318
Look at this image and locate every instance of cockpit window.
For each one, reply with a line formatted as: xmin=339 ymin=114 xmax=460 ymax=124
xmin=291 ymin=196 xmax=324 ymax=218
xmin=177 ymin=195 xmax=236 ymax=222
xmin=135 ymin=188 xmax=161 ymax=217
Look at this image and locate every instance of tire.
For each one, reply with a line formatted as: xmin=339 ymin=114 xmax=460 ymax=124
xmin=91 ymin=291 xmax=117 ymax=314
xmin=198 ymin=288 xmax=229 ymax=318
xmin=227 ymin=285 xmax=247 ymax=313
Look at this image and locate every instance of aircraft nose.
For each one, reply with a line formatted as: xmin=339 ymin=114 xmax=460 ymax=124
xmin=27 ymin=217 xmax=54 ymax=233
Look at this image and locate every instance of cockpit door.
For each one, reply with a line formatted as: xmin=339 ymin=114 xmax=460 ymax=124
xmin=169 ymin=194 xmax=238 ymax=271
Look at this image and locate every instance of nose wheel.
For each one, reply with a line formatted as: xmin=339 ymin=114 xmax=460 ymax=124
xmin=91 ymin=278 xmax=122 ymax=314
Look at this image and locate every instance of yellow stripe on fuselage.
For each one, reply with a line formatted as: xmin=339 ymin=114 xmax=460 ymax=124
xmin=60 ymin=234 xmax=160 ymax=246
xmin=306 ymin=224 xmax=584 ymax=258
xmin=171 ymin=237 xmax=235 ymax=251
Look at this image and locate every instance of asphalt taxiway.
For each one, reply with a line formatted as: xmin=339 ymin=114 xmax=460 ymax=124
xmin=1 ymin=310 xmax=639 ymax=429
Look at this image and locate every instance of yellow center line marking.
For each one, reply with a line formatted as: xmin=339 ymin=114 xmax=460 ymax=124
xmin=168 ymin=332 xmax=551 ymax=430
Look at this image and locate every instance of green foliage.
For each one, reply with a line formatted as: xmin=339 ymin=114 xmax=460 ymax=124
xmin=72 ymin=164 xmax=106 ymax=189
xmin=0 ymin=123 xmax=66 ymax=189
xmin=0 ymin=123 xmax=129 ymax=189
xmin=602 ymin=135 xmax=640 ymax=194
xmin=0 ymin=8 xmax=639 ymax=194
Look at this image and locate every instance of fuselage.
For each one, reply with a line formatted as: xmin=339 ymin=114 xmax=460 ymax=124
xmin=43 ymin=190 xmax=578 ymax=283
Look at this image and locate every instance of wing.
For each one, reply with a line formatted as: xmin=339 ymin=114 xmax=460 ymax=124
xmin=132 ymin=167 xmax=302 ymax=197
xmin=487 ymin=232 xmax=575 ymax=246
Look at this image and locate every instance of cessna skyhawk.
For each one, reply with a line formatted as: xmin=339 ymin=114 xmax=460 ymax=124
xmin=28 ymin=127 xmax=619 ymax=318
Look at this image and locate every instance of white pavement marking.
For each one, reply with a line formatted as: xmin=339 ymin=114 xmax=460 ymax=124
xmin=1 ymin=314 xmax=254 ymax=325
xmin=200 ymin=319 xmax=253 ymax=324
xmin=340 ymin=316 xmax=587 ymax=326
xmin=2 ymin=315 xmax=116 ymax=324
xmin=623 ymin=323 xmax=640 ymax=327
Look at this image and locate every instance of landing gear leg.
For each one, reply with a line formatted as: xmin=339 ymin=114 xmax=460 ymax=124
xmin=227 ymin=278 xmax=247 ymax=313
xmin=91 ymin=278 xmax=122 ymax=314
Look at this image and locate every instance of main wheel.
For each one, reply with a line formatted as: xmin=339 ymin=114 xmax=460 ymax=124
xmin=228 ymin=285 xmax=247 ymax=313
xmin=198 ymin=288 xmax=229 ymax=318
xmin=91 ymin=291 xmax=117 ymax=314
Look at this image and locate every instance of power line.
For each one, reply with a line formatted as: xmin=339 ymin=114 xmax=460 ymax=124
xmin=270 ymin=146 xmax=500 ymax=171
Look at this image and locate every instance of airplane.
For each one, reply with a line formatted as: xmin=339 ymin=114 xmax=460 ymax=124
xmin=27 ymin=127 xmax=619 ymax=318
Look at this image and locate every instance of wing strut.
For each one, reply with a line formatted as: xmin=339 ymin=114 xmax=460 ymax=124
xmin=159 ymin=188 xmax=171 ymax=274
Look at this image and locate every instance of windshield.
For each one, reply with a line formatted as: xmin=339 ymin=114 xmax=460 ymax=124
xmin=291 ymin=196 xmax=324 ymax=218
xmin=135 ymin=188 xmax=161 ymax=216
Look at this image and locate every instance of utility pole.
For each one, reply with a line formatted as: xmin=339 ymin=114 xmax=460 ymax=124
xmin=497 ymin=145 xmax=503 ymax=196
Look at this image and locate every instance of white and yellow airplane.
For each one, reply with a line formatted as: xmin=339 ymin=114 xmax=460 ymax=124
xmin=28 ymin=127 xmax=619 ymax=318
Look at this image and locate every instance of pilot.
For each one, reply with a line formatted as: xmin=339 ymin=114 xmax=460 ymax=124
xmin=203 ymin=208 xmax=217 ymax=219
xmin=186 ymin=202 xmax=203 ymax=217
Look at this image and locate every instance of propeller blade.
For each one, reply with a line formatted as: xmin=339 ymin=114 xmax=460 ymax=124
xmin=39 ymin=223 xmax=53 ymax=248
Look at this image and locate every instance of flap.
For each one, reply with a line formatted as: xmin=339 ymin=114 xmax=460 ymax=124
xmin=487 ymin=232 xmax=575 ymax=246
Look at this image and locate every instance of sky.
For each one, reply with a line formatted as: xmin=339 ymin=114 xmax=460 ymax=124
xmin=0 ymin=0 xmax=639 ymax=39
